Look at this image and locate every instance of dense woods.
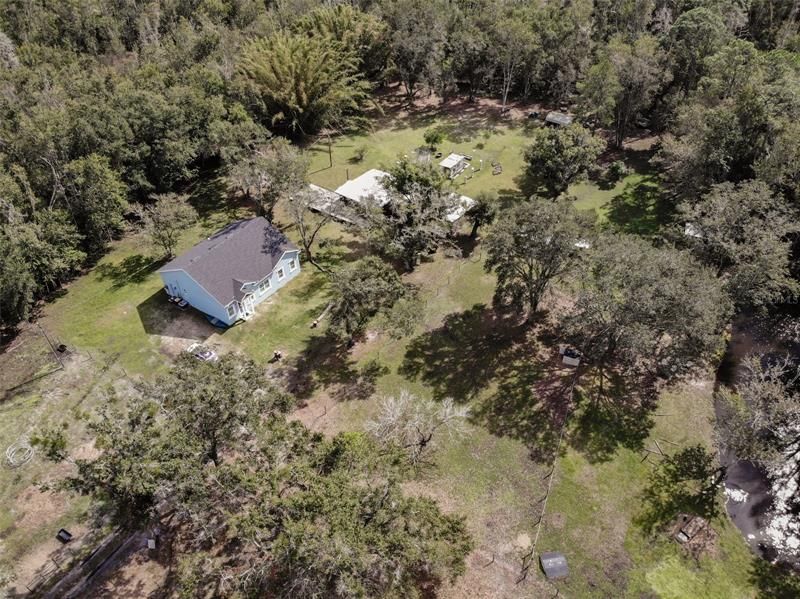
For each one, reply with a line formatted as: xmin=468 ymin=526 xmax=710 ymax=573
xmin=1 ymin=0 xmax=799 ymax=331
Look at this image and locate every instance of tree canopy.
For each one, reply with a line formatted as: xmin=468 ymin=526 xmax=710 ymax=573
xmin=485 ymin=198 xmax=590 ymax=318
xmin=523 ymin=124 xmax=605 ymax=198
xmin=41 ymin=355 xmax=472 ymax=596
xmin=564 ymin=235 xmax=732 ymax=383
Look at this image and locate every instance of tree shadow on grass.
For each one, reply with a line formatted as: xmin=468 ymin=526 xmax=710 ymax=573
xmin=473 ymin=351 xmax=576 ymax=463
xmin=399 ymin=303 xmax=527 ymax=402
xmin=634 ymin=445 xmax=725 ymax=534
xmin=401 ymin=303 xmax=583 ymax=461
xmin=284 ymin=333 xmax=384 ymax=402
xmin=95 ymin=255 xmax=165 ymax=289
xmin=605 ymin=176 xmax=675 ymax=235
xmin=568 ymin=380 xmax=655 ymax=464
xmin=750 ymin=560 xmax=800 ymax=599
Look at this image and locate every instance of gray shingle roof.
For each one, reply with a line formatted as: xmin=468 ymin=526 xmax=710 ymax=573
xmin=158 ymin=217 xmax=297 ymax=305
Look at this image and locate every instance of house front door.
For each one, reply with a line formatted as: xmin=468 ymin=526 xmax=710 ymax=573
xmin=241 ymin=294 xmax=255 ymax=319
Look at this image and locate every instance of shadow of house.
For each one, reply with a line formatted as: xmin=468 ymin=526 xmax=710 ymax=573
xmin=95 ymin=255 xmax=166 ymax=289
xmin=136 ymin=290 xmax=215 ymax=342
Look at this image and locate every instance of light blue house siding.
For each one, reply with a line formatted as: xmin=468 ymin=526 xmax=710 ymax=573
xmin=160 ymin=250 xmax=301 ymax=326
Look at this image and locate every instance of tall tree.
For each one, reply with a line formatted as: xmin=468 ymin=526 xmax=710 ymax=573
xmin=484 ymin=198 xmax=589 ymax=319
xmin=0 ymin=228 xmax=36 ymax=329
xmin=62 ymin=154 xmax=128 ymax=256
xmin=466 ymin=191 xmax=497 ymax=239
xmin=449 ymin=5 xmax=495 ymax=102
xmin=666 ymin=7 xmax=728 ymax=92
xmin=718 ymin=355 xmax=800 ymax=478
xmin=42 ymin=374 xmax=472 ymax=597
xmin=677 ymin=180 xmax=799 ymax=309
xmin=523 ymin=124 xmax=605 ymax=198
xmin=362 ymin=183 xmax=453 ymax=271
xmin=296 ymin=4 xmax=390 ymax=81
xmin=142 ymin=354 xmax=291 ymax=466
xmin=329 ymin=256 xmax=407 ymax=340
xmin=490 ymin=11 xmax=536 ymax=110
xmin=382 ymin=0 xmax=447 ymax=103
xmin=367 ymin=390 xmax=469 ymax=466
xmin=579 ymin=34 xmax=664 ymax=147
xmin=228 ymin=138 xmax=309 ymax=221
xmin=137 ymin=193 xmax=197 ymax=258
xmin=564 ymin=235 xmax=731 ymax=384
xmin=238 ymin=31 xmax=371 ymax=135
xmin=286 ymin=188 xmax=333 ymax=273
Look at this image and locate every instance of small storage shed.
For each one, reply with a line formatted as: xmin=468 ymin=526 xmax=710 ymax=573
xmin=545 ymin=111 xmax=573 ymax=127
xmin=439 ymin=153 xmax=469 ymax=179
xmin=540 ymin=552 xmax=569 ymax=580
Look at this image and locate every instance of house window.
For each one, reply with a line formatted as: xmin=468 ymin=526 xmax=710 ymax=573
xmin=258 ymin=278 xmax=271 ymax=294
xmin=289 ymin=258 xmax=297 ymax=271
xmin=276 ymin=267 xmax=285 ymax=281
xmin=226 ymin=304 xmax=237 ymax=318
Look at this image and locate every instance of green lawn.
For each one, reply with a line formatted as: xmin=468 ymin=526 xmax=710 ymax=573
xmin=539 ymin=383 xmax=758 ymax=598
xmin=306 ymin=115 xmax=532 ymax=199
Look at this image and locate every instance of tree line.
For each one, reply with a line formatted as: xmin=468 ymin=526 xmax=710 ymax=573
xmin=2 ymin=1 xmax=800 ymax=331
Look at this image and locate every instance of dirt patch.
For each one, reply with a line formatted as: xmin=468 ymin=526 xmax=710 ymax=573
xmin=371 ymin=85 xmax=548 ymax=127
xmin=154 ymin=310 xmax=217 ymax=358
xmin=93 ymin=546 xmax=168 ymax=599
xmin=548 ymin=512 xmax=566 ymax=530
xmin=289 ymin=392 xmax=341 ymax=435
xmin=441 ymin=549 xmax=553 ymax=598
xmin=10 ymin=522 xmax=91 ymax=593
xmin=14 ymin=487 xmax=69 ymax=533
xmin=623 ymin=134 xmax=659 ymax=152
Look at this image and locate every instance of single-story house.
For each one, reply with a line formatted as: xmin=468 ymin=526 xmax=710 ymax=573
xmin=158 ymin=217 xmax=300 ymax=326
xmin=439 ymin=153 xmax=469 ymax=179
xmin=334 ymin=168 xmax=392 ymax=207
xmin=545 ymin=111 xmax=573 ymax=127
xmin=323 ymin=170 xmax=475 ymax=225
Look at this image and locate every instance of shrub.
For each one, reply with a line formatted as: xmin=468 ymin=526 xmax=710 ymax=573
xmin=607 ymin=160 xmax=628 ymax=182
xmin=423 ymin=127 xmax=445 ymax=150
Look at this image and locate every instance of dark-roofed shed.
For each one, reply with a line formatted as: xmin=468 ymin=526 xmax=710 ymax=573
xmin=540 ymin=552 xmax=569 ymax=579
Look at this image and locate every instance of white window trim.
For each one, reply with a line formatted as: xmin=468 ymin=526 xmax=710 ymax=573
xmin=276 ymin=268 xmax=285 ymax=281
xmin=258 ymin=278 xmax=271 ymax=293
xmin=226 ymin=303 xmax=237 ymax=318
xmin=288 ymin=258 xmax=297 ymax=271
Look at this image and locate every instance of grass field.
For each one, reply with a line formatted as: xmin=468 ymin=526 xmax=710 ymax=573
xmin=0 ymin=107 xmax=779 ymax=597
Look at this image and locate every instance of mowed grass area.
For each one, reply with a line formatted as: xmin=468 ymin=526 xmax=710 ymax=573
xmin=539 ymin=383 xmax=758 ymax=598
xmin=306 ymin=112 xmax=530 ymax=199
xmin=1 ymin=111 xmax=770 ymax=597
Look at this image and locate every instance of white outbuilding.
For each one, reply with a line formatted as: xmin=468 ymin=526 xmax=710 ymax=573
xmin=439 ymin=153 xmax=469 ymax=179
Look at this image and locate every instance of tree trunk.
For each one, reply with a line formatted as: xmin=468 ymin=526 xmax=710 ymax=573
xmin=470 ymin=220 xmax=480 ymax=239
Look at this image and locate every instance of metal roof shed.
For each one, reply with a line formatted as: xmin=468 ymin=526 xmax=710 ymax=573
xmin=334 ymin=169 xmax=392 ymax=207
xmin=439 ymin=153 xmax=469 ymax=179
xmin=540 ymin=552 xmax=569 ymax=580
